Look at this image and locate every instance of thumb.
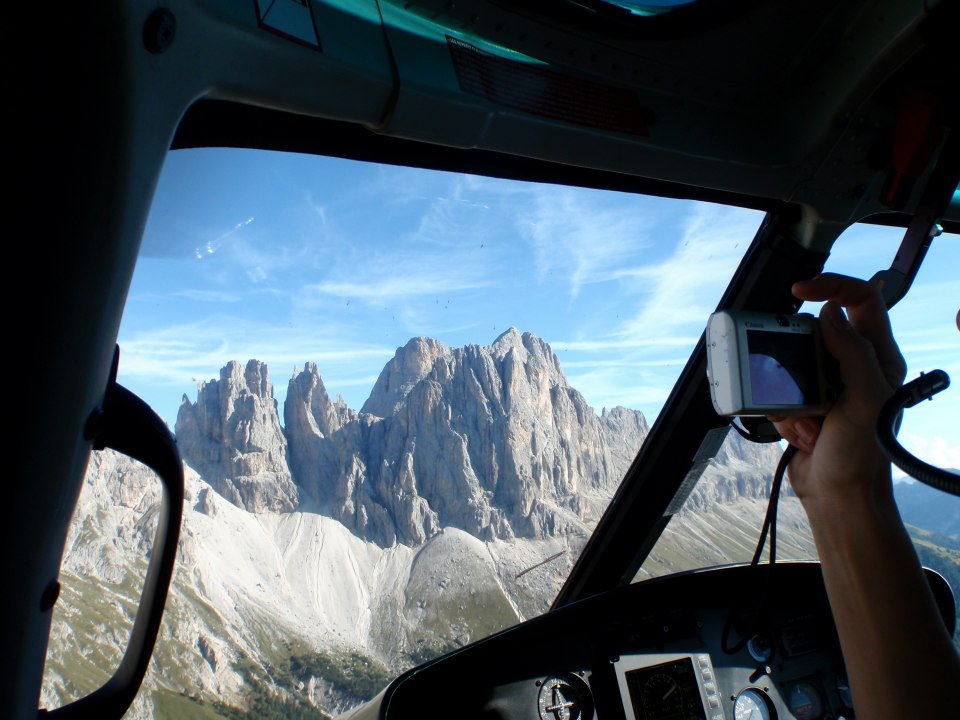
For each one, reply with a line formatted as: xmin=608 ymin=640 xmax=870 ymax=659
xmin=820 ymin=301 xmax=889 ymax=396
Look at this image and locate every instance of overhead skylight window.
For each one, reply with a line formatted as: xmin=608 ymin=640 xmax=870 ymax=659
xmin=590 ymin=0 xmax=700 ymax=16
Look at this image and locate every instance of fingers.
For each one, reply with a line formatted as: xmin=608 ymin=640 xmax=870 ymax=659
xmin=770 ymin=416 xmax=820 ymax=454
xmin=819 ymin=301 xmax=893 ymax=398
xmin=793 ymin=274 xmax=887 ymax=339
xmin=794 ymin=274 xmax=906 ymax=388
xmin=792 ymin=273 xmax=876 ymax=303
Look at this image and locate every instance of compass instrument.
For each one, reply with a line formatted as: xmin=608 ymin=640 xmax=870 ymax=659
xmin=538 ymin=673 xmax=594 ymax=720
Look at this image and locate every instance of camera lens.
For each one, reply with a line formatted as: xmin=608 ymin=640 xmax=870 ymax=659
xmin=776 ymin=315 xmax=789 ymax=327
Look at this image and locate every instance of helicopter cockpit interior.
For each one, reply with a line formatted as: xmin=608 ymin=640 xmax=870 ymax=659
xmin=13 ymin=1 xmax=959 ymax=719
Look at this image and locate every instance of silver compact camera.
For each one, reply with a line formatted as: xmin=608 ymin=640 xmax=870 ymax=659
xmin=706 ymin=310 xmax=841 ymax=417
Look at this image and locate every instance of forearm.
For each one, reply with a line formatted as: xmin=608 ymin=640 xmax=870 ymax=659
xmin=804 ymin=486 xmax=960 ymax=719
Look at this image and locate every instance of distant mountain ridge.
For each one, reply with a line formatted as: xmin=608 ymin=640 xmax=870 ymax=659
xmin=894 ymin=479 xmax=960 ymax=539
xmin=176 ymin=329 xmax=650 ymax=547
xmin=44 ymin=329 xmax=800 ymax=719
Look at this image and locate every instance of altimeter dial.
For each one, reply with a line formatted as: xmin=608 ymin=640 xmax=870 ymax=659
xmin=734 ymin=688 xmax=776 ymax=720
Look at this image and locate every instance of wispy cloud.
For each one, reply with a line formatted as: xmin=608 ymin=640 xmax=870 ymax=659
xmin=564 ymin=369 xmax=672 ymax=411
xmin=305 ymin=275 xmax=488 ymax=303
xmin=116 ymin=315 xmax=397 ymax=423
xmin=549 ymin=335 xmax=700 ymax=352
xmin=543 ymin=203 xmax=761 ymax=416
xmin=194 ymin=216 xmax=254 ymax=259
xmin=516 ymin=185 xmax=656 ymax=300
xmin=119 ymin=318 xmax=394 ymax=382
xmin=898 ymin=433 xmax=960 ymax=472
xmin=304 ymin=191 xmax=327 ymax=225
xmin=321 ymin=373 xmax=382 ymax=388
xmin=174 ymin=289 xmax=243 ymax=303
xmin=559 ymin=357 xmax=690 ymax=369
xmin=615 ymin=204 xmax=758 ymax=340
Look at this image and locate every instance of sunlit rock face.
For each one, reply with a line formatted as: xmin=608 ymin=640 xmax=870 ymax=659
xmin=175 ymin=359 xmax=298 ymax=513
xmin=361 ymin=336 xmax=452 ymax=419
xmin=286 ymin=329 xmax=649 ymax=547
xmin=284 ymin=361 xmax=418 ymax=546
xmin=174 ymin=332 xmax=781 ymax=553
xmin=683 ymin=432 xmax=785 ymax=511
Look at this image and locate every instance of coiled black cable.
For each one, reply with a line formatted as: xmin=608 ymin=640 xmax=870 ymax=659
xmin=876 ymin=369 xmax=959 ymax=496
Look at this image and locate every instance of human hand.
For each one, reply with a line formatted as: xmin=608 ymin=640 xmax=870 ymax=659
xmin=769 ymin=274 xmax=906 ymax=512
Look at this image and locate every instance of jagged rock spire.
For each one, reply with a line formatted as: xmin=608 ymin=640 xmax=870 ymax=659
xmin=175 ymin=360 xmax=298 ymax=513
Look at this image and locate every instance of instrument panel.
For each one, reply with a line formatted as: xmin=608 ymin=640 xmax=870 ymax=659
xmin=377 ymin=563 xmax=955 ymax=720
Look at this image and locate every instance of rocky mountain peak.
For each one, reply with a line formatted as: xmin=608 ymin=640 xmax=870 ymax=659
xmin=489 ymin=326 xmax=523 ymax=349
xmin=287 ymin=362 xmax=356 ymax=439
xmin=174 ymin=332 xmax=789 ymax=553
xmin=361 ymin=337 xmax=453 ymax=418
xmin=237 ymin=359 xmax=270 ymax=397
xmin=175 ymin=359 xmax=298 ymax=513
xmin=287 ymin=330 xmax=649 ymax=547
xmin=490 ymin=327 xmax=550 ymax=360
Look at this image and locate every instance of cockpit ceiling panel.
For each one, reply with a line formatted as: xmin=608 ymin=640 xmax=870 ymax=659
xmin=373 ymin=0 xmax=941 ymax=221
xmin=574 ymin=0 xmax=701 ymax=18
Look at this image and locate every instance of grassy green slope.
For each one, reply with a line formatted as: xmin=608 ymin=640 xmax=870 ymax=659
xmin=906 ymin=525 xmax=960 ymax=651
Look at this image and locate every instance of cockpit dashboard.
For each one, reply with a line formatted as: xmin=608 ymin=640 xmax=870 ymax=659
xmin=366 ymin=563 xmax=955 ymax=720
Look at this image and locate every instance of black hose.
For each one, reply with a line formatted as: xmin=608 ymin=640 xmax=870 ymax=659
xmin=751 ymin=445 xmax=798 ymax=567
xmin=876 ymin=370 xmax=960 ymax=496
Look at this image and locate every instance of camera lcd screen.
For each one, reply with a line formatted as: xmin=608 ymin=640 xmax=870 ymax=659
xmin=746 ymin=329 xmax=819 ymax=406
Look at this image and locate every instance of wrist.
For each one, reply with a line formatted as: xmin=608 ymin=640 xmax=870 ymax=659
xmin=801 ymin=479 xmax=906 ymax=556
xmin=800 ymin=468 xmax=898 ymax=524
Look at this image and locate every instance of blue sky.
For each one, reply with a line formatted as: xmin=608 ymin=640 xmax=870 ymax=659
xmin=118 ymin=148 xmax=959 ymax=471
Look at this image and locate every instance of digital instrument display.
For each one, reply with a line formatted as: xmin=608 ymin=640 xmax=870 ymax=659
xmin=746 ymin=329 xmax=818 ymax=406
xmin=624 ymin=658 xmax=707 ymax=720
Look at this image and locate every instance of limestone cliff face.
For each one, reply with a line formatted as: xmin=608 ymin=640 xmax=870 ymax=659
xmin=284 ymin=362 xmax=423 ymax=545
xmin=361 ymin=337 xmax=452 ymax=419
xmin=175 ymin=360 xmax=298 ymax=513
xmin=285 ymin=329 xmax=649 ymax=547
xmin=682 ymin=432 xmax=786 ymax=512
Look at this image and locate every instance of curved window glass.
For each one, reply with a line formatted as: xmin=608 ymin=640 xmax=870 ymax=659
xmin=42 ymin=148 xmax=763 ymax=717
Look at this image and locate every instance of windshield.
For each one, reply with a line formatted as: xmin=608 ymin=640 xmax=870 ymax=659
xmin=42 ymin=148 xmax=958 ymax=718
xmin=41 ymin=148 xmax=764 ymax=717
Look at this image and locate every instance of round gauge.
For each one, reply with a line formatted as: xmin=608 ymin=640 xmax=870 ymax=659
xmin=538 ymin=674 xmax=593 ymax=720
xmin=747 ymin=634 xmax=774 ymax=664
xmin=641 ymin=673 xmax=685 ymax=719
xmin=787 ymin=682 xmax=824 ymax=720
xmin=734 ymin=688 xmax=776 ymax=720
